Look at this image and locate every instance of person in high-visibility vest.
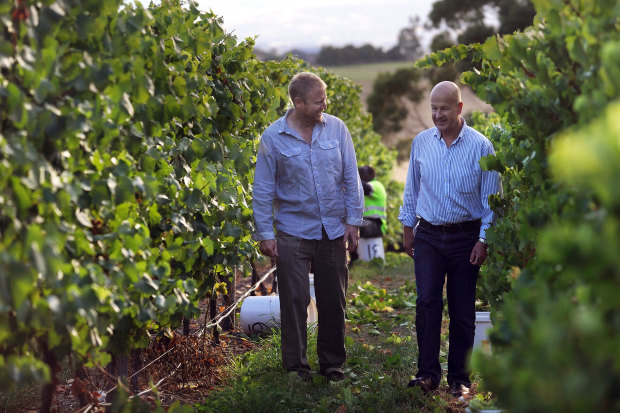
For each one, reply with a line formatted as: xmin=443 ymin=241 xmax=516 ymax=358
xmin=358 ymin=165 xmax=387 ymax=238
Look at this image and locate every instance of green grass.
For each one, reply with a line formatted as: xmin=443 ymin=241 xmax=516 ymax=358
xmin=195 ymin=252 xmax=471 ymax=412
xmin=349 ymin=252 xmax=414 ymax=283
xmin=324 ymin=61 xmax=416 ymax=87
xmin=2 ymin=253 xmax=491 ymax=411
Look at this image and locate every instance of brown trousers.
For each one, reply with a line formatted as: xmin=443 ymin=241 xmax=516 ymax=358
xmin=276 ymin=228 xmax=349 ymax=372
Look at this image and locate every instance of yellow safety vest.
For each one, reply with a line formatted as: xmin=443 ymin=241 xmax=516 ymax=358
xmin=363 ymin=179 xmax=387 ymax=235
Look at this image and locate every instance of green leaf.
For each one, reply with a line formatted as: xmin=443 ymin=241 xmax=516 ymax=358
xmin=482 ymin=37 xmax=502 ymax=61
xmin=202 ymin=237 xmax=214 ymax=255
xmin=172 ymin=76 xmax=187 ymax=96
xmin=7 ymin=262 xmax=35 ymax=308
xmin=344 ymin=336 xmax=354 ymax=347
xmin=135 ymin=274 xmax=159 ymax=294
xmin=75 ymin=209 xmax=92 ymax=227
xmin=120 ymin=93 xmax=135 ymax=118
xmin=10 ymin=177 xmax=32 ymax=214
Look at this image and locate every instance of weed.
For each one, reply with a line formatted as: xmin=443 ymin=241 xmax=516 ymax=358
xmin=197 ymin=252 xmax=478 ymax=412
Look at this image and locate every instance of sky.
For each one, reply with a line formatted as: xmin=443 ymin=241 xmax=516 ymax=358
xmin=193 ymin=0 xmax=435 ymax=54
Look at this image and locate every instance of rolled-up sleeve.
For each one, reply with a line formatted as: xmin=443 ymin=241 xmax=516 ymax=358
xmin=252 ymin=134 xmax=276 ymax=241
xmin=398 ymin=139 xmax=419 ymax=229
xmin=341 ymin=125 xmax=364 ymax=226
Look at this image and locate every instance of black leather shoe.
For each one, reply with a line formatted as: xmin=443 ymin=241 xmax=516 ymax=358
xmin=319 ymin=367 xmax=346 ymax=382
xmin=449 ymin=383 xmax=470 ymax=398
xmin=319 ymin=367 xmax=346 ymax=381
xmin=407 ymin=377 xmax=438 ymax=392
xmin=326 ymin=370 xmax=345 ymax=382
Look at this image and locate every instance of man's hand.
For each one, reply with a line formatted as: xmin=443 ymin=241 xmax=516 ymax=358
xmin=344 ymin=224 xmax=359 ymax=253
xmin=259 ymin=239 xmax=278 ymax=258
xmin=469 ymin=241 xmax=488 ymax=266
xmin=403 ymin=226 xmax=415 ymax=259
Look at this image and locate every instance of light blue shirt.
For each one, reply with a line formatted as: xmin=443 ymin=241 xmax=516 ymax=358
xmin=253 ymin=109 xmax=364 ymax=241
xmin=398 ymin=120 xmax=501 ymax=239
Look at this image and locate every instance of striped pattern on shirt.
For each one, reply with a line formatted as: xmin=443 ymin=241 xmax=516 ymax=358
xmin=398 ymin=120 xmax=501 ymax=239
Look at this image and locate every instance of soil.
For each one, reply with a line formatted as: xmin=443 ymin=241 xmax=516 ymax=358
xmin=11 ymin=268 xmax=274 ymax=412
xmin=11 ymin=259 xmax=477 ymax=413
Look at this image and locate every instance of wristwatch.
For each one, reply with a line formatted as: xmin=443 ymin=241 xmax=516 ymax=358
xmin=478 ymin=237 xmax=487 ymax=245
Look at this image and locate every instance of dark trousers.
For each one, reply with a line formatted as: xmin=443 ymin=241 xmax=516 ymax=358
xmin=276 ymin=228 xmax=349 ymax=372
xmin=413 ymin=225 xmax=480 ymax=386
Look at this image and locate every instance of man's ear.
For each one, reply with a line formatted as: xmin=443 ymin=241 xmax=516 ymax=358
xmin=293 ymin=96 xmax=304 ymax=107
xmin=457 ymin=101 xmax=464 ymax=115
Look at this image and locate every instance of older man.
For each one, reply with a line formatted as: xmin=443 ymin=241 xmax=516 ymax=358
xmin=399 ymin=81 xmax=500 ymax=397
xmin=253 ymin=72 xmax=364 ymax=382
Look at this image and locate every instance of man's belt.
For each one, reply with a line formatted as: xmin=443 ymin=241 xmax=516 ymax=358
xmin=417 ymin=218 xmax=481 ymax=233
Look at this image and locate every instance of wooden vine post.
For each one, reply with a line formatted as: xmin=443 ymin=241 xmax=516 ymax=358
xmin=220 ymin=272 xmax=236 ymax=331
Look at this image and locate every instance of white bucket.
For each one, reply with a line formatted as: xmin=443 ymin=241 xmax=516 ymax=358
xmin=473 ymin=311 xmax=493 ymax=354
xmin=357 ymin=237 xmax=385 ymax=261
xmin=240 ymin=295 xmax=317 ymax=336
xmin=309 ymin=273 xmax=315 ymax=299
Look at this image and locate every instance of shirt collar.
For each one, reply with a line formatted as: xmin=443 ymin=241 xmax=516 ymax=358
xmin=433 ymin=118 xmax=467 ymax=145
xmin=277 ymin=108 xmax=328 ymax=135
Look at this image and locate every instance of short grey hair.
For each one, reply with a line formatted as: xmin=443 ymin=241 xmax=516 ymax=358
xmin=288 ymin=72 xmax=327 ymax=103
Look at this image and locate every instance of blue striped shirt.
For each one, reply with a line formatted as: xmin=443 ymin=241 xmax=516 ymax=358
xmin=398 ymin=120 xmax=500 ymax=238
xmin=253 ymin=109 xmax=364 ymax=241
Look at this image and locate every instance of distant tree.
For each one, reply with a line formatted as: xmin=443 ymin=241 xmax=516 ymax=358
xmin=396 ymin=16 xmax=424 ymax=61
xmin=429 ymin=0 xmax=490 ymax=27
xmin=366 ymin=68 xmax=425 ymax=135
xmin=316 ymin=46 xmax=340 ymax=65
xmin=429 ymin=30 xmax=455 ymax=52
xmin=386 ymin=45 xmax=405 ymax=61
xmin=315 ymin=44 xmax=403 ymax=66
xmin=253 ymin=47 xmax=280 ymax=61
xmin=457 ymin=23 xmax=496 ymax=45
xmin=282 ymin=49 xmax=318 ymax=64
xmin=426 ymin=0 xmax=534 ymax=74
xmin=426 ymin=31 xmax=458 ymax=85
xmin=497 ymin=0 xmax=536 ymax=34
xmin=429 ymin=0 xmax=535 ymax=44
xmin=358 ymin=44 xmax=385 ymax=62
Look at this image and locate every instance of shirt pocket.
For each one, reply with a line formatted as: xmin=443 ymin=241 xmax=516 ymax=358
xmin=280 ymin=147 xmax=302 ymax=158
xmin=277 ymin=147 xmax=305 ymax=178
xmin=458 ymin=170 xmax=481 ymax=194
xmin=319 ymin=139 xmax=342 ymax=171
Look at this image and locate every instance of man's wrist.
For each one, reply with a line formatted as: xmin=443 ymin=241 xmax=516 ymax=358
xmin=343 ymin=216 xmax=364 ymax=226
xmin=478 ymin=237 xmax=487 ymax=245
